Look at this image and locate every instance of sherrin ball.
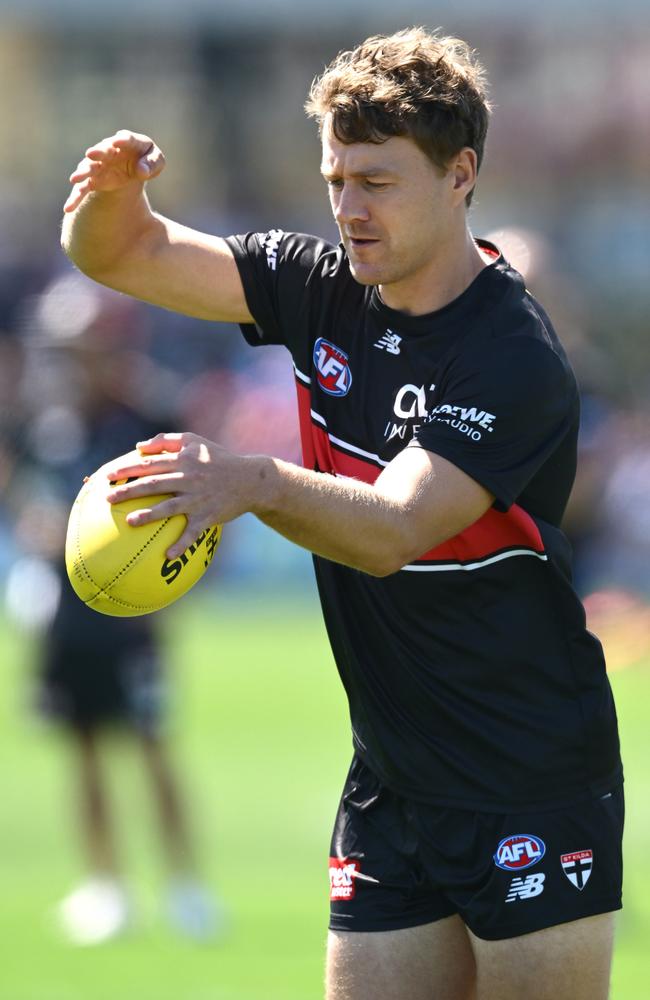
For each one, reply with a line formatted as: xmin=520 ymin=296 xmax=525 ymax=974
xmin=65 ymin=450 xmax=222 ymax=616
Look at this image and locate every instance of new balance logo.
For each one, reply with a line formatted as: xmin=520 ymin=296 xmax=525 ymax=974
xmin=505 ymin=873 xmax=546 ymax=902
xmin=373 ymin=330 xmax=402 ymax=355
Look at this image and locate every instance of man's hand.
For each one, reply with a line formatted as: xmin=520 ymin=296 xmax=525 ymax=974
xmin=64 ymin=131 xmax=165 ymax=213
xmin=104 ymin=432 xmax=493 ymax=577
xmin=105 ymin=432 xmax=263 ymax=559
xmin=61 ymin=132 xmax=252 ymax=323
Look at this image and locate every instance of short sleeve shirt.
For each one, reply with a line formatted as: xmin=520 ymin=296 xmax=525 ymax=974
xmin=225 ymin=230 xmax=622 ymax=811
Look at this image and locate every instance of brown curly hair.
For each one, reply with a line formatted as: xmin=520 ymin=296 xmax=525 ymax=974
xmin=305 ymin=27 xmax=491 ymax=206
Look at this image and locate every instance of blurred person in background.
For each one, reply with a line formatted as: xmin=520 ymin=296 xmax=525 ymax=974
xmin=61 ymin=26 xmax=623 ymax=1000
xmin=489 ymin=228 xmax=650 ymax=669
xmin=6 ymin=275 xmax=219 ymax=945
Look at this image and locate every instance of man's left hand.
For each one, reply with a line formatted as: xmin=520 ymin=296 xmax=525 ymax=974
xmin=105 ymin=432 xmax=258 ymax=558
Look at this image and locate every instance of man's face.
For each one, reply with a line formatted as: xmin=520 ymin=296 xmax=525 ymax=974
xmin=320 ymin=120 xmax=459 ymax=309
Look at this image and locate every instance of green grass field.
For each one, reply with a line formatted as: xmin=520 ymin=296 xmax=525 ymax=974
xmin=0 ymin=591 xmax=648 ymax=999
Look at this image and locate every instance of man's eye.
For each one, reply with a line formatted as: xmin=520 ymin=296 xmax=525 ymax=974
xmin=327 ymin=179 xmax=344 ymax=190
xmin=365 ymin=180 xmax=388 ymax=190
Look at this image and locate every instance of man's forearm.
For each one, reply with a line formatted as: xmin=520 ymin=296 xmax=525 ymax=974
xmin=251 ymin=457 xmax=427 ymax=577
xmin=106 ymin=433 xmax=491 ymax=571
xmin=61 ymin=184 xmax=158 ymax=280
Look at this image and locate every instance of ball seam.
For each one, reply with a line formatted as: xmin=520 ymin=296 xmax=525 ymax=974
xmin=73 ymin=504 xmax=175 ymax=611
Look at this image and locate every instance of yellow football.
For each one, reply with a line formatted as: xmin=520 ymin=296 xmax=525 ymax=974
xmin=65 ymin=450 xmax=222 ymax=616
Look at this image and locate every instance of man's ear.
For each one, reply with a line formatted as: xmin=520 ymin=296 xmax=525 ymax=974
xmin=451 ymin=147 xmax=478 ymax=205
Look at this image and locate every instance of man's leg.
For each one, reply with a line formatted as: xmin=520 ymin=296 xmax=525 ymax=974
xmin=74 ymin=726 xmax=120 ymax=875
xmin=326 ymin=914 xmax=476 ymax=1000
xmin=138 ymin=731 xmax=195 ymax=872
xmin=138 ymin=731 xmax=218 ymax=939
xmin=469 ymin=911 xmax=616 ymax=1000
xmin=57 ymin=727 xmax=130 ymax=944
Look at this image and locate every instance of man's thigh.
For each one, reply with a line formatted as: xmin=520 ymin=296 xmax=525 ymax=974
xmin=326 ymin=915 xmax=476 ymax=1000
xmin=326 ymin=911 xmax=616 ymax=1000
xmin=469 ymin=910 xmax=616 ymax=1000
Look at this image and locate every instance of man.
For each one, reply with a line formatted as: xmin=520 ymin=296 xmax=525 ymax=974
xmin=27 ymin=292 xmax=218 ymax=943
xmin=61 ymin=27 xmax=623 ymax=999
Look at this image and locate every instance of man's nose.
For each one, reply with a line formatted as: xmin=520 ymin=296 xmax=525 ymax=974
xmin=334 ymin=184 xmax=370 ymax=225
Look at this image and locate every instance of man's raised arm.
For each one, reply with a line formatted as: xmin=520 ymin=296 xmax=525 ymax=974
xmin=61 ymin=130 xmax=253 ymax=324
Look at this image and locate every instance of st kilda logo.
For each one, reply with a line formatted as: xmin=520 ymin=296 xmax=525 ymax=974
xmin=494 ymin=834 xmax=546 ymax=871
xmin=560 ymin=850 xmax=593 ymax=890
xmin=313 ymin=338 xmax=353 ymax=397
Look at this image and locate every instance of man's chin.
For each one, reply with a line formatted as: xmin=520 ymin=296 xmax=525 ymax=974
xmin=347 ymin=260 xmax=380 ymax=286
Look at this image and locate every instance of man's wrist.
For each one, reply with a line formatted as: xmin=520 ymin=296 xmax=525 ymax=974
xmin=246 ymin=454 xmax=283 ymax=519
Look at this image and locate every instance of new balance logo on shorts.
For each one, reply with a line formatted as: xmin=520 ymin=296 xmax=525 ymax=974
xmin=505 ymin=873 xmax=546 ymax=902
xmin=329 ymin=857 xmax=360 ymax=901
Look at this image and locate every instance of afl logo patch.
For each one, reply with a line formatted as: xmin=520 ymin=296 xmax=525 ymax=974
xmin=314 ymin=338 xmax=352 ymax=397
xmin=494 ymin=834 xmax=546 ymax=871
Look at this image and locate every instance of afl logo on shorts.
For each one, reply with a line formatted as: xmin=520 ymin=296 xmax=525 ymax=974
xmin=314 ymin=338 xmax=353 ymax=397
xmin=494 ymin=834 xmax=546 ymax=871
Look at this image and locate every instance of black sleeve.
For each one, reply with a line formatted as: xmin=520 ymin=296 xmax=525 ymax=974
xmin=225 ymin=230 xmax=335 ymax=351
xmin=411 ymin=336 xmax=578 ymax=512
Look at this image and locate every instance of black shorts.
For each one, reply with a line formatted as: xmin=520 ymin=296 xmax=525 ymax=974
xmin=38 ymin=639 xmax=165 ymax=734
xmin=328 ymin=756 xmax=623 ymax=941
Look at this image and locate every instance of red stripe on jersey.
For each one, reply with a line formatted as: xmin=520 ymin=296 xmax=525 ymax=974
xmin=294 ymin=379 xmax=545 ymax=563
xmin=295 ymin=381 xmax=381 ymax=483
xmin=416 ymin=504 xmax=544 ymax=564
xmin=295 ymin=380 xmax=318 ymax=470
xmin=328 ymin=446 xmax=381 ymax=483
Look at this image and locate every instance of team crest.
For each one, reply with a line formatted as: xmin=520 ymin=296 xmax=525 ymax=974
xmin=314 ymin=338 xmax=353 ymax=397
xmin=494 ymin=834 xmax=546 ymax=871
xmin=561 ymin=850 xmax=593 ymax=890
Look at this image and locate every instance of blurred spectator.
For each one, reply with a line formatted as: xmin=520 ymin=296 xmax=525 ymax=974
xmin=5 ymin=273 xmax=220 ymax=944
xmin=485 ymin=225 xmax=650 ymax=669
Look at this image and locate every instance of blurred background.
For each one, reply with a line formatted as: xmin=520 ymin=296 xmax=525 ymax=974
xmin=0 ymin=1 xmax=648 ymax=997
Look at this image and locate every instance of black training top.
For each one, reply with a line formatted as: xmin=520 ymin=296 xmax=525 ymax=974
xmin=226 ymin=229 xmax=622 ymax=811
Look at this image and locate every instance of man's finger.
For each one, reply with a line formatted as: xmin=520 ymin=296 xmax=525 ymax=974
xmin=109 ymin=133 xmax=165 ymax=174
xmin=63 ymin=185 xmax=84 ymax=213
xmin=85 ymin=135 xmax=121 ymax=157
xmin=137 ymin=433 xmax=187 ymax=455
xmin=85 ymin=148 xmax=106 ymax=161
xmin=69 ymin=158 xmax=100 ymax=183
xmin=105 ymin=469 xmax=183 ymax=497
xmin=112 ymin=129 xmax=157 ymax=148
xmin=124 ymin=502 xmax=173 ymax=527
xmin=165 ymin=526 xmax=199 ymax=560
xmin=63 ymin=180 xmax=93 ymax=213
xmin=135 ymin=151 xmax=165 ymax=180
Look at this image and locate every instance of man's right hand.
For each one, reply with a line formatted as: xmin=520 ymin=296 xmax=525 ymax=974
xmin=64 ymin=131 xmax=166 ymax=213
xmin=62 ymin=129 xmax=252 ymax=323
